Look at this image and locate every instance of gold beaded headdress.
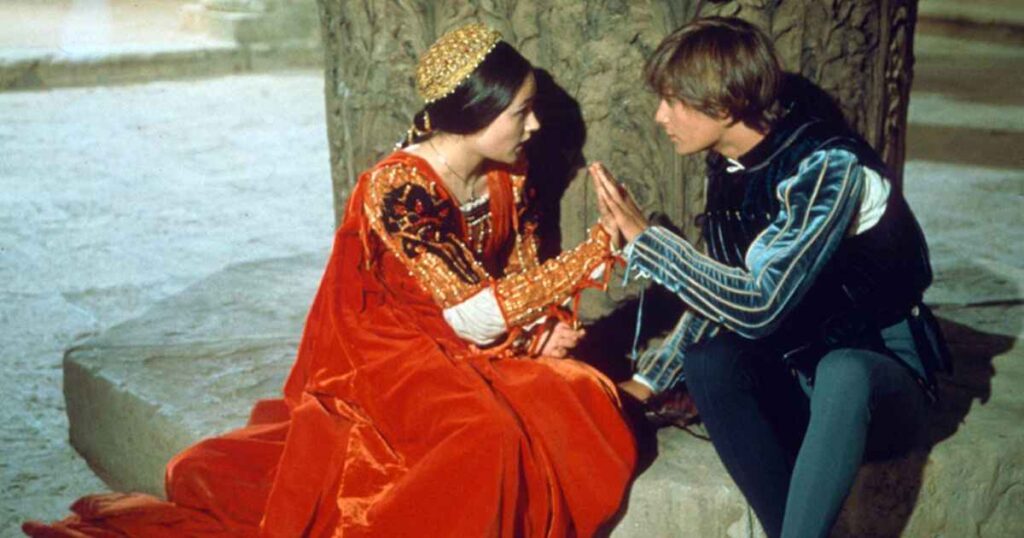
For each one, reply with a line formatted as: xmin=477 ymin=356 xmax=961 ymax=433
xmin=416 ymin=23 xmax=503 ymax=104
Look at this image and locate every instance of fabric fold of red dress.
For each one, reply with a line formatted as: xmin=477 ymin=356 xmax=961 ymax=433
xmin=24 ymin=152 xmax=637 ymax=537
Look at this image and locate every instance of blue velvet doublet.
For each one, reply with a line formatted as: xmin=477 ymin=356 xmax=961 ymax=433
xmin=627 ymin=106 xmax=949 ymax=398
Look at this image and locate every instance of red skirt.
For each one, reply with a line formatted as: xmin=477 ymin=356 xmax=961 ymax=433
xmin=24 ymin=351 xmax=636 ymax=537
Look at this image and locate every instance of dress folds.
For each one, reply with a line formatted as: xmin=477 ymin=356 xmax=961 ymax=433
xmin=25 ymin=151 xmax=637 ymax=538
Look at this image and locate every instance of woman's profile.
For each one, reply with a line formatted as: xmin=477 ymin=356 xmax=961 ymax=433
xmin=25 ymin=23 xmax=637 ymax=537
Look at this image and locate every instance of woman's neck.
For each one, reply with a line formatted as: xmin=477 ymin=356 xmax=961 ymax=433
xmin=421 ymin=134 xmax=487 ymax=204
xmin=428 ymin=134 xmax=484 ymax=180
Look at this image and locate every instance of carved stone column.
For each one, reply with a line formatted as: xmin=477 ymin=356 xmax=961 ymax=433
xmin=701 ymin=0 xmax=918 ymax=188
xmin=316 ymin=0 xmax=917 ymax=277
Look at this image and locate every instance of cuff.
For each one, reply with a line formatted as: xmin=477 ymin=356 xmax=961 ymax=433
xmin=631 ymin=373 xmax=658 ymax=394
xmin=622 ymin=226 xmax=662 ymax=281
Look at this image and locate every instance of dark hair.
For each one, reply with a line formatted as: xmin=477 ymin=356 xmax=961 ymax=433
xmin=406 ymin=41 xmax=532 ymax=145
xmin=644 ymin=17 xmax=783 ymax=133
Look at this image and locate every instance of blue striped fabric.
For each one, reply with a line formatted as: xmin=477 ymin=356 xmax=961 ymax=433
xmin=626 ymin=149 xmax=867 ymax=393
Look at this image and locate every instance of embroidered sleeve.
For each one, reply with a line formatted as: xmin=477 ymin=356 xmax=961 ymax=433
xmin=364 ymin=163 xmax=491 ymax=309
xmin=633 ymin=310 xmax=721 ymax=394
xmin=623 ymin=148 xmax=866 ymax=339
xmin=496 ymin=224 xmax=613 ymax=328
xmin=366 ymin=164 xmax=612 ymax=345
xmin=443 ymin=174 xmax=612 ymax=342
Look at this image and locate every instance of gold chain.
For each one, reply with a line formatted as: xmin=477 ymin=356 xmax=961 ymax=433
xmin=428 ymin=140 xmax=482 ymax=204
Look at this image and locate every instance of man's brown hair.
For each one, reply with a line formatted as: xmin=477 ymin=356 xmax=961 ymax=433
xmin=645 ymin=16 xmax=783 ymax=133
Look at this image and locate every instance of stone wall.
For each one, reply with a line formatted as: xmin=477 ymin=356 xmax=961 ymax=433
xmin=316 ymin=0 xmax=916 ymax=273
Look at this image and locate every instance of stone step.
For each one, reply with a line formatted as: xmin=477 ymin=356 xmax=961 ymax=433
xmin=65 ymin=254 xmax=1024 ymax=536
xmin=918 ymin=0 xmax=1024 ymax=45
xmin=0 ymin=41 xmax=321 ymax=92
xmin=0 ymin=0 xmax=322 ymax=92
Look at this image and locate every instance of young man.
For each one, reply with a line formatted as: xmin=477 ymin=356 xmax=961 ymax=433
xmin=591 ymin=16 xmax=950 ymax=538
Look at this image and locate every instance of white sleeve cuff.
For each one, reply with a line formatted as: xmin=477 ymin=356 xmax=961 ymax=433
xmin=850 ymin=167 xmax=890 ymax=235
xmin=631 ymin=373 xmax=658 ymax=394
xmin=442 ymin=287 xmax=509 ymax=346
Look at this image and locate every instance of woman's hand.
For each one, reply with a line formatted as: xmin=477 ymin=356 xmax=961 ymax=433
xmin=538 ymin=321 xmax=586 ymax=358
xmin=588 ymin=162 xmax=650 ymax=247
xmin=598 ymin=212 xmax=623 ymax=249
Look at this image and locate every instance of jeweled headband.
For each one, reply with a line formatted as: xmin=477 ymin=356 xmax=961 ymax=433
xmin=416 ymin=23 xmax=503 ymax=104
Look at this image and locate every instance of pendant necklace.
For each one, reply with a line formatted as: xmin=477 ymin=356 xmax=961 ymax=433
xmin=429 ymin=140 xmax=480 ymax=204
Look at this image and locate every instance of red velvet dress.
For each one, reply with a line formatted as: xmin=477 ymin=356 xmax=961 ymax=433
xmin=24 ymin=152 xmax=637 ymax=538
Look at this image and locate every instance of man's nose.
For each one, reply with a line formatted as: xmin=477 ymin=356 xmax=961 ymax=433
xmin=654 ymin=101 xmax=667 ymax=124
xmin=526 ymin=111 xmax=541 ymax=133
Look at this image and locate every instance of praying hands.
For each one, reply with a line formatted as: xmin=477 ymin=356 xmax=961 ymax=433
xmin=589 ymin=162 xmax=650 ymax=249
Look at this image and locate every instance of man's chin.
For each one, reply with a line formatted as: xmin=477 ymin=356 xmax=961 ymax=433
xmin=673 ymin=141 xmax=702 ymax=156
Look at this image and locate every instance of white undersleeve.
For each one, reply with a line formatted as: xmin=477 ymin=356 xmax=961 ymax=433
xmin=849 ymin=167 xmax=890 ymax=235
xmin=443 ymin=261 xmax=606 ymax=346
xmin=442 ymin=287 xmax=508 ymax=346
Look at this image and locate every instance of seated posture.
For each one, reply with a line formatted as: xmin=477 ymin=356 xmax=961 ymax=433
xmin=592 ymin=17 xmax=950 ymax=538
xmin=26 ymin=24 xmax=636 ymax=538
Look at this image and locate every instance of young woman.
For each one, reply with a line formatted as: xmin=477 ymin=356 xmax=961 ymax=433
xmin=25 ymin=23 xmax=636 ymax=537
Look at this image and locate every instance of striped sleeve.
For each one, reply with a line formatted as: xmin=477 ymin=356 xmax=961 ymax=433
xmin=623 ymin=148 xmax=866 ymax=340
xmin=633 ymin=309 xmax=720 ymax=393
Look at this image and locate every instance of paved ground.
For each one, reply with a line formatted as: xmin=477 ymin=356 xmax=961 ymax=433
xmin=0 ymin=24 xmax=1021 ymax=538
xmin=0 ymin=71 xmax=334 ymax=534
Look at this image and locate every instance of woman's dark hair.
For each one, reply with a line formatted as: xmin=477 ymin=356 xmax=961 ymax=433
xmin=406 ymin=41 xmax=532 ymax=145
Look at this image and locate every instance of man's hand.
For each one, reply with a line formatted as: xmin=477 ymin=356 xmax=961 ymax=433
xmin=588 ymin=162 xmax=650 ymax=247
xmin=538 ymin=321 xmax=585 ymax=358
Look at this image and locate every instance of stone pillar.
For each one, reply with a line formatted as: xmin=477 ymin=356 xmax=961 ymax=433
xmin=317 ymin=0 xmax=917 ymax=258
xmin=702 ymin=0 xmax=918 ymax=188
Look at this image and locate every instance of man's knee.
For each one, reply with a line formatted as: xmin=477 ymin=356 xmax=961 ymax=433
xmin=810 ymin=349 xmax=878 ymax=414
xmin=686 ymin=333 xmax=754 ymax=392
xmin=813 ymin=349 xmax=875 ymax=395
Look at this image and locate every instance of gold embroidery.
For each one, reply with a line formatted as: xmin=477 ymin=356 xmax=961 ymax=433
xmin=365 ymin=163 xmax=613 ymax=332
xmin=496 ymin=225 xmax=612 ymax=328
xmin=364 ymin=163 xmax=491 ymax=308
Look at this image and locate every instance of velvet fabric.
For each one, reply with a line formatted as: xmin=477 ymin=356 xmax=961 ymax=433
xmin=25 ymin=152 xmax=637 ymax=537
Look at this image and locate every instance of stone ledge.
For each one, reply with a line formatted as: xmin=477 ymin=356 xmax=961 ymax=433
xmin=64 ymin=254 xmax=1024 ymax=536
xmin=918 ymin=0 xmax=1024 ymax=45
xmin=0 ymin=41 xmax=322 ymax=92
xmin=64 ymin=253 xmax=325 ymax=494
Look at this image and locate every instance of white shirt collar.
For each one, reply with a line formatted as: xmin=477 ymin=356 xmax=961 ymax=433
xmin=725 ymin=158 xmax=746 ymax=174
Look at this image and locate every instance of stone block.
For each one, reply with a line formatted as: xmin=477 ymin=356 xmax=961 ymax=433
xmin=64 ymin=254 xmax=1024 ymax=535
xmin=0 ymin=41 xmax=322 ymax=92
xmin=64 ymin=253 xmax=324 ymax=494
xmin=0 ymin=45 xmax=249 ymax=92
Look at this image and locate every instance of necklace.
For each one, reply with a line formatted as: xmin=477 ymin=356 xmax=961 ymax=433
xmin=429 ymin=140 xmax=481 ymax=204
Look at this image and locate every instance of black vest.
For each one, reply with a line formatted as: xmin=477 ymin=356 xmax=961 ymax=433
xmin=700 ymin=109 xmax=938 ymax=382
